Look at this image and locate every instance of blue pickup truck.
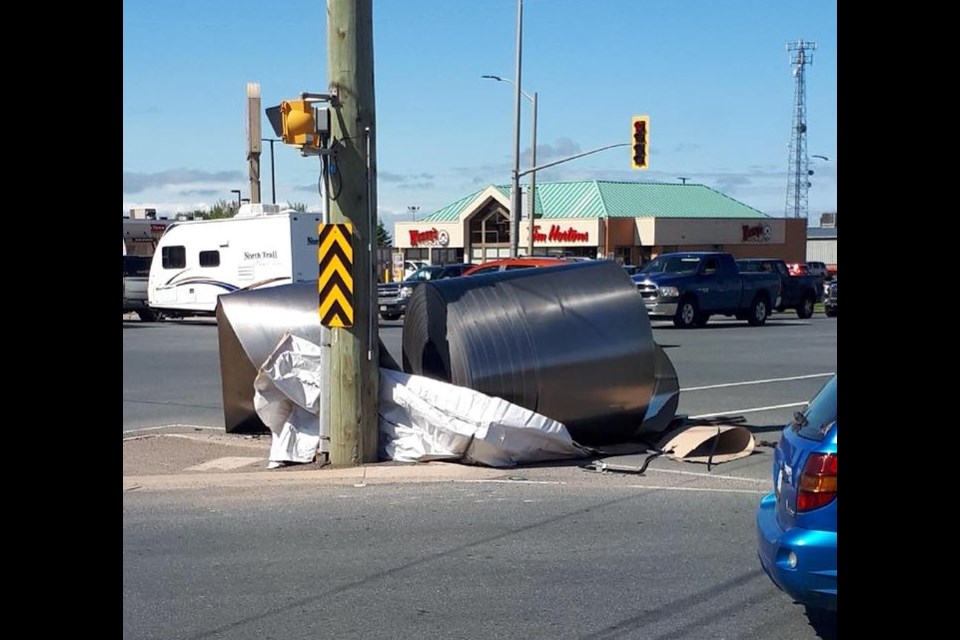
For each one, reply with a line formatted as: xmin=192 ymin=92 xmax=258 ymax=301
xmin=632 ymin=252 xmax=782 ymax=328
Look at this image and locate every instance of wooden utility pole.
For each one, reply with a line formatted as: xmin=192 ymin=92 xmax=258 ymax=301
xmin=246 ymin=82 xmax=262 ymax=204
xmin=327 ymin=0 xmax=379 ymax=465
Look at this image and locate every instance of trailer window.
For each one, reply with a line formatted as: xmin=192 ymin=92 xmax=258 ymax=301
xmin=162 ymin=245 xmax=186 ymax=269
xmin=199 ymin=250 xmax=220 ymax=267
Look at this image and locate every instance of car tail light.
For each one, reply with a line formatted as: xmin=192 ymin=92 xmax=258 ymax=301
xmin=797 ymin=453 xmax=837 ymax=512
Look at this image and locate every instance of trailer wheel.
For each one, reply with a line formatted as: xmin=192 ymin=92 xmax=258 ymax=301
xmin=673 ymin=298 xmax=699 ymax=329
xmin=747 ymin=296 xmax=769 ymax=326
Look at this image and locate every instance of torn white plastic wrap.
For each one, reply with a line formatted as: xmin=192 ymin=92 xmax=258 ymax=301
xmin=253 ymin=334 xmax=323 ymax=467
xmin=252 ymin=333 xmax=589 ymax=468
xmin=379 ymin=368 xmax=589 ymax=467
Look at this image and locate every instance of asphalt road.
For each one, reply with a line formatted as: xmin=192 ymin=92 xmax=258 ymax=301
xmin=123 ymin=312 xmax=837 ymax=436
xmin=123 ymin=311 xmax=837 ymax=640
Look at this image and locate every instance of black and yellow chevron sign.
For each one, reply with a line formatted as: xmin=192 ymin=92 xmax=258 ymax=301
xmin=318 ymin=223 xmax=354 ymax=328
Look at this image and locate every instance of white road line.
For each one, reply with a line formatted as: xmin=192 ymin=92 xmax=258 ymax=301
xmin=461 ymin=479 xmax=567 ymax=485
xmin=689 ymin=402 xmax=807 ymax=419
xmin=645 ymin=468 xmax=766 ymax=484
xmin=626 ymin=485 xmax=765 ymax=495
xmin=681 ymin=372 xmax=834 ymax=392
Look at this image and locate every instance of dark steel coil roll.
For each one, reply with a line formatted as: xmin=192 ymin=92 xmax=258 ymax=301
xmin=402 ymin=260 xmax=675 ymax=445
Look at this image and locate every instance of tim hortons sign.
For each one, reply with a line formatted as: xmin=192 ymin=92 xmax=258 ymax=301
xmin=533 ymin=224 xmax=590 ymax=243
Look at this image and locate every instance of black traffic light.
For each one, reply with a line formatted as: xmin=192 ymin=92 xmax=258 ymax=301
xmin=631 ymin=115 xmax=649 ymax=170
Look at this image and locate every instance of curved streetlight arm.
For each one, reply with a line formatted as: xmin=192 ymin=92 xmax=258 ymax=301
xmin=481 ymin=75 xmax=534 ymax=104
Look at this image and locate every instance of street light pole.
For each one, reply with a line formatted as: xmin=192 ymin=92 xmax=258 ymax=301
xmin=482 ymin=72 xmax=537 ymax=257
xmin=509 ymin=0 xmax=524 ymax=258
xmin=262 ymin=138 xmax=279 ymax=204
xmin=230 ymin=189 xmax=241 ymax=210
xmin=528 ymin=90 xmax=537 ymax=256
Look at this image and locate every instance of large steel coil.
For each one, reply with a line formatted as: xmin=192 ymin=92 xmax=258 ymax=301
xmin=401 ymin=260 xmax=679 ymax=445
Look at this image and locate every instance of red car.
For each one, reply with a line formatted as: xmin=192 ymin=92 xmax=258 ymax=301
xmin=786 ymin=262 xmax=810 ymax=277
xmin=461 ymin=257 xmax=572 ymax=276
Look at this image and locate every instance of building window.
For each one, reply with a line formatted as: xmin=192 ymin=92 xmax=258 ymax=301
xmin=470 ymin=246 xmax=511 ymax=262
xmin=430 ymin=248 xmax=464 ymax=264
xmin=199 ymin=250 xmax=220 ymax=267
xmin=162 ymin=245 xmax=186 ymax=269
xmin=562 ymin=247 xmax=595 ymax=259
xmin=469 ymin=209 xmax=510 ymax=245
xmin=406 ymin=248 xmax=430 ymax=262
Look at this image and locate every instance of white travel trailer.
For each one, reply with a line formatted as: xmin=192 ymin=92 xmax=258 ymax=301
xmin=148 ymin=204 xmax=321 ymax=318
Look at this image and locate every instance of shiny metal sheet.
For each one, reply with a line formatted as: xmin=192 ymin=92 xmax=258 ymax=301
xmin=216 ymin=282 xmax=398 ymax=433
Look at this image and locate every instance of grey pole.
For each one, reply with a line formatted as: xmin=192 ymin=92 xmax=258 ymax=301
xmin=262 ymin=138 xmax=278 ymax=204
xmin=509 ymin=0 xmax=524 ymax=258
xmin=246 ymin=83 xmax=262 ymax=204
xmin=527 ymin=91 xmax=537 ymax=256
xmin=482 ymin=74 xmax=537 ymax=257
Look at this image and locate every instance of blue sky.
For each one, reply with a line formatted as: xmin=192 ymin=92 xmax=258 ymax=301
xmin=123 ymin=0 xmax=837 ymax=228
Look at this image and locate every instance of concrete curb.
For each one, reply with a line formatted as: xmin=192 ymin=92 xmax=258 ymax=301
xmin=122 ymin=431 xmax=512 ymax=491
xmin=122 ymin=461 xmax=510 ymax=492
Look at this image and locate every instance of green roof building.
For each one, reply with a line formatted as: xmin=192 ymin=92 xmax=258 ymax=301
xmin=392 ymin=180 xmax=807 ymax=270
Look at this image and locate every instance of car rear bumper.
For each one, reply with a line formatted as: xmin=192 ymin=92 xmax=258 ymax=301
xmin=756 ymin=492 xmax=837 ymax=611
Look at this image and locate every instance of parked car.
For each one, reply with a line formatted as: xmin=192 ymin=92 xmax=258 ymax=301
xmin=461 ymin=257 xmax=570 ymax=276
xmin=756 ymin=374 xmax=837 ymax=613
xmin=805 ymin=261 xmax=828 ymax=278
xmin=633 ymin=252 xmax=781 ymax=328
xmin=123 ymin=255 xmax=162 ymax=322
xmin=622 ymin=264 xmax=641 ymax=276
xmin=403 ymin=260 xmax=430 ymax=279
xmin=736 ymin=258 xmax=822 ymax=319
xmin=377 ymin=263 xmax=472 ymax=320
xmin=824 ymin=279 xmax=837 ymax=317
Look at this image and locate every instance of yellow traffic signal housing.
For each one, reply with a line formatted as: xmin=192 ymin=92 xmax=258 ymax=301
xmin=281 ymin=100 xmax=322 ymax=149
xmin=631 ymin=115 xmax=649 ymax=170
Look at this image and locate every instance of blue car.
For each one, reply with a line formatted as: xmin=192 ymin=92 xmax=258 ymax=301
xmin=756 ymin=375 xmax=837 ymax=612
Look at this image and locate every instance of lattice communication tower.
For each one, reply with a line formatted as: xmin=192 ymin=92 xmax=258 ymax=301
xmin=785 ymin=39 xmax=816 ymax=219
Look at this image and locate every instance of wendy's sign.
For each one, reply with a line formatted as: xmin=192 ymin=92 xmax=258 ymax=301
xmin=409 ymin=228 xmax=450 ymax=247
xmin=742 ymin=224 xmax=772 ymax=242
